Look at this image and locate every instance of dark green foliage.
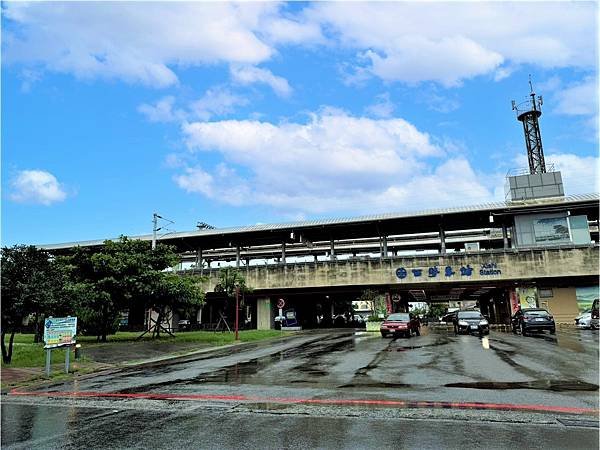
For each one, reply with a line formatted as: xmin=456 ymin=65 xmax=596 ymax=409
xmin=62 ymin=236 xmax=203 ymax=341
xmin=145 ymin=273 xmax=204 ymax=337
xmin=215 ymin=268 xmax=251 ymax=298
xmin=427 ymin=303 xmax=447 ymax=320
xmin=1 ymin=245 xmax=71 ymax=363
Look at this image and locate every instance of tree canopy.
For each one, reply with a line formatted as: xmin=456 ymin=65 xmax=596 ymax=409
xmin=62 ymin=236 xmax=202 ymax=341
xmin=1 ymin=245 xmax=71 ymax=363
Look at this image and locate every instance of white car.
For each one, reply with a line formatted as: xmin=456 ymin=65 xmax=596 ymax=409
xmin=574 ymin=311 xmax=592 ymax=329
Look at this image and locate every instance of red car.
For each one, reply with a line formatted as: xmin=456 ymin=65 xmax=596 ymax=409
xmin=380 ymin=313 xmax=420 ymax=338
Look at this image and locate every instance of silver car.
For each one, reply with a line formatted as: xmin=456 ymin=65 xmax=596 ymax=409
xmin=575 ymin=311 xmax=592 ymax=329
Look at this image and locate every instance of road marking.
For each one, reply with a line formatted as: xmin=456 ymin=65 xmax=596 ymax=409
xmin=9 ymin=389 xmax=599 ymax=416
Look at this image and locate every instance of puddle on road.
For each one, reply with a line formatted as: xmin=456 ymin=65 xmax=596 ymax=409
xmin=340 ymin=382 xmax=412 ymax=389
xmin=445 ymin=380 xmax=599 ymax=392
xmin=191 ymin=335 xmax=355 ymax=385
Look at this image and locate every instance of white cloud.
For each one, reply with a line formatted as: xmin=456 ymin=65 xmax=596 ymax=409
xmin=3 ymin=3 xmax=281 ymax=87
xmin=138 ymin=96 xmax=183 ymax=123
xmin=175 ymin=110 xmax=497 ymax=215
xmin=190 ymin=87 xmax=248 ymax=121
xmin=4 ymin=3 xmax=595 ymax=89
xmin=230 ymin=65 xmax=292 ymax=97
xmin=9 ymin=170 xmax=68 ymax=205
xmin=554 ymin=77 xmax=598 ymax=116
xmin=549 ymin=153 xmax=600 ymax=194
xmin=305 ymin=2 xmax=596 ymax=85
xmin=363 ymin=37 xmax=503 ymax=87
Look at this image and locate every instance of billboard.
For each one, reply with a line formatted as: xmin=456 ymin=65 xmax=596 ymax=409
xmin=576 ymin=286 xmax=600 ymax=313
xmin=43 ymin=317 xmax=77 ymax=348
xmin=533 ymin=216 xmax=570 ymax=243
xmin=516 ymin=287 xmax=538 ymax=309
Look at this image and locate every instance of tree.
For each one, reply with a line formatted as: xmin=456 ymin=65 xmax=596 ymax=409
xmin=214 ymin=267 xmax=251 ymax=299
xmin=213 ymin=268 xmax=252 ymax=330
xmin=1 ymin=245 xmax=70 ymax=364
xmin=358 ymin=289 xmax=386 ymax=317
xmin=63 ymin=236 xmax=181 ymax=342
xmin=144 ymin=273 xmax=204 ymax=338
xmin=427 ymin=303 xmax=447 ymax=321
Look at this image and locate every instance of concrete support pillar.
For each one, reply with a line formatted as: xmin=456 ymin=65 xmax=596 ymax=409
xmin=330 ymin=239 xmax=336 ymax=261
xmin=502 ymin=225 xmax=509 ymax=249
xmin=257 ymin=297 xmax=273 ymax=330
xmin=382 ymin=235 xmax=388 ymax=258
xmin=196 ymin=249 xmax=203 ymax=274
xmin=330 ymin=302 xmax=335 ymax=319
xmin=236 ymin=246 xmax=241 ymax=268
xmin=281 ymin=242 xmax=286 ymax=264
xmin=439 ymin=226 xmax=446 ymax=254
xmin=314 ymin=254 xmax=318 ymax=263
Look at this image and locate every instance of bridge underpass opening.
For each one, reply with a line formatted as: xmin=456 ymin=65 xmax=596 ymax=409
xmin=199 ymin=278 xmax=591 ymax=331
xmin=249 ymin=284 xmax=517 ymax=330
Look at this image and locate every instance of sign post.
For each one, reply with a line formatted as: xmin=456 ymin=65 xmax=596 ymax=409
xmin=45 ymin=348 xmax=52 ymax=377
xmin=43 ymin=316 xmax=77 ymax=376
xmin=276 ymin=299 xmax=285 ymax=331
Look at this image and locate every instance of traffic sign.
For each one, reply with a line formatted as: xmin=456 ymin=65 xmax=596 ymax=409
xmin=277 ymin=298 xmax=285 ymax=309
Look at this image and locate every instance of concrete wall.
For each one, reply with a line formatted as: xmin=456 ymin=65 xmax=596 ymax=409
xmin=541 ymin=287 xmax=579 ymax=324
xmin=197 ymin=246 xmax=598 ymax=292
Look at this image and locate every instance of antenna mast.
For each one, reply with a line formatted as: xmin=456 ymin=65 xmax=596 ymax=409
xmin=512 ymin=75 xmax=546 ymax=175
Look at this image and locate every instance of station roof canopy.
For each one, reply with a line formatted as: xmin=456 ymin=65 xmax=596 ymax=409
xmin=40 ymin=193 xmax=599 ymax=253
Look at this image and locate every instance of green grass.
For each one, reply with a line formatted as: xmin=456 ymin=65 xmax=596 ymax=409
xmin=2 ymin=330 xmax=285 ymax=368
xmin=1 ymin=344 xmax=79 ymax=368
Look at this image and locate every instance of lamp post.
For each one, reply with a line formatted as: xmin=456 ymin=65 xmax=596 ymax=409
xmin=235 ymin=286 xmax=240 ymax=341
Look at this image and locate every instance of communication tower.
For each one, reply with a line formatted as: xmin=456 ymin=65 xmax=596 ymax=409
xmin=511 ymin=76 xmax=546 ymax=174
xmin=505 ymin=76 xmax=564 ymax=201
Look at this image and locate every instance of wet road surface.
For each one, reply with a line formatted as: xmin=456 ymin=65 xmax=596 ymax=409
xmin=3 ymin=327 xmax=599 ymax=449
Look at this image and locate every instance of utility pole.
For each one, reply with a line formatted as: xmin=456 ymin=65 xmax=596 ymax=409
xmin=152 ymin=212 xmax=159 ymax=250
xmin=152 ymin=212 xmax=175 ymax=250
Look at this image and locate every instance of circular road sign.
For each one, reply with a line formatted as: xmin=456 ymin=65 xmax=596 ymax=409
xmin=277 ymin=298 xmax=285 ymax=309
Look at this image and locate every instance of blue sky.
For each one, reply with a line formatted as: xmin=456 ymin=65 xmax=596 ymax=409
xmin=2 ymin=2 xmax=598 ymax=246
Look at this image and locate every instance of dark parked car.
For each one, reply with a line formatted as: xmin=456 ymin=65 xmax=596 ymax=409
xmin=511 ymin=308 xmax=555 ymax=336
xmin=380 ymin=313 xmax=420 ymax=338
xmin=453 ymin=310 xmax=489 ymax=335
xmin=441 ymin=311 xmax=458 ymax=324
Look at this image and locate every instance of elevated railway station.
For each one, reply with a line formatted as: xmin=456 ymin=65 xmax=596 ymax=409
xmin=40 ymin=83 xmax=599 ymax=331
xmin=43 ymin=193 xmax=600 ymax=330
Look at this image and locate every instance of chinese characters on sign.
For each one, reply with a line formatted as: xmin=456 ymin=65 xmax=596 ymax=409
xmin=395 ymin=262 xmax=501 ymax=280
xmin=43 ymin=317 xmax=77 ymax=349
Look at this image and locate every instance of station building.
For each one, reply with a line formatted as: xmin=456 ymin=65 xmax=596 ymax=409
xmin=40 ymin=83 xmax=599 ymax=331
xmin=43 ymin=192 xmax=599 ymax=330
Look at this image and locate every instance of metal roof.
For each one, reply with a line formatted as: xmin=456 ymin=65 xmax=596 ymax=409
xmin=40 ymin=192 xmax=599 ymax=251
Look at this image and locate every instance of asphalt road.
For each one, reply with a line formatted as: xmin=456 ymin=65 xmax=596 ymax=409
xmin=3 ymin=327 xmax=599 ymax=449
